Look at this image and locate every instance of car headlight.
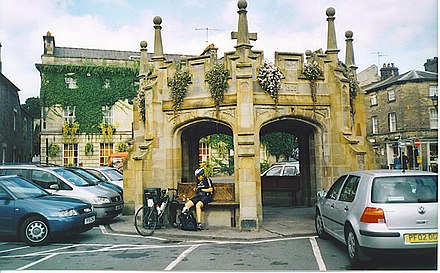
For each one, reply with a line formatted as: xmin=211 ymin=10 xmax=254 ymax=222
xmin=52 ymin=209 xmax=78 ymax=217
xmin=92 ymin=197 xmax=111 ymax=204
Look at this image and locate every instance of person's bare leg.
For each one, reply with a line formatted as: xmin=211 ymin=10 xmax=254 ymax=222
xmin=183 ymin=200 xmax=194 ymax=212
xmin=195 ymin=201 xmax=204 ymax=227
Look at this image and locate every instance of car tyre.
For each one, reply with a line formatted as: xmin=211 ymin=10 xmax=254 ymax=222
xmin=315 ymin=210 xmax=328 ymax=239
xmin=20 ymin=216 xmax=50 ymax=246
xmin=345 ymin=225 xmax=367 ymax=266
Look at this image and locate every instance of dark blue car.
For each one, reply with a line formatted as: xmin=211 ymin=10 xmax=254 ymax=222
xmin=0 ymin=175 xmax=96 ymax=245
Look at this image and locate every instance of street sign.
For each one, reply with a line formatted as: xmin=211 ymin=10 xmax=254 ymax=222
xmin=398 ymin=139 xmax=405 ymax=148
xmin=414 ymin=138 xmax=421 ymax=147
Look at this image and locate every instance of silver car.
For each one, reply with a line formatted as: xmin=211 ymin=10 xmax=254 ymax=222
xmin=83 ymin=166 xmax=124 ymax=188
xmin=0 ymin=165 xmax=123 ymax=220
xmin=315 ymin=170 xmax=437 ymax=265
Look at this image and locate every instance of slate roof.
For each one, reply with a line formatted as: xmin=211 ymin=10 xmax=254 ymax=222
xmin=52 ymin=47 xmax=194 ymax=61
xmin=364 ymin=70 xmax=438 ymax=93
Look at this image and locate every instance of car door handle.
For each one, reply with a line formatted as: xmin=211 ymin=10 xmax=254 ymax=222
xmin=330 ymin=204 xmax=335 ymax=209
xmin=344 ymin=206 xmax=349 ymax=212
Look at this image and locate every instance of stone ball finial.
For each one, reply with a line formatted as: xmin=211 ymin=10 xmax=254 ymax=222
xmin=326 ymin=7 xmax=335 ymax=17
xmin=238 ymin=0 xmax=247 ymax=9
xmin=153 ymin=16 xmax=162 ymax=25
xmin=140 ymin=40 xmax=148 ymax=48
xmin=305 ymin=49 xmax=312 ymax=56
xmin=345 ymin=30 xmax=353 ymax=39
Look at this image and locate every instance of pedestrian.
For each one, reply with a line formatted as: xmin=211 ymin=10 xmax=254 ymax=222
xmin=393 ymin=154 xmax=401 ymax=169
xmin=401 ymin=152 xmax=410 ymax=170
xmin=182 ymin=168 xmax=213 ymax=230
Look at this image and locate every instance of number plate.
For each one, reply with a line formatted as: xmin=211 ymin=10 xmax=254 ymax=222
xmin=84 ymin=216 xmax=95 ymax=225
xmin=147 ymin=199 xmax=154 ymax=207
xmin=115 ymin=204 xmax=122 ymax=211
xmin=405 ymin=233 xmax=438 ymax=243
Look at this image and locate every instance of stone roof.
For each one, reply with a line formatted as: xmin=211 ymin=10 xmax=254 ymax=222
xmin=364 ymin=70 xmax=438 ymax=93
xmin=53 ymin=47 xmax=194 ymax=61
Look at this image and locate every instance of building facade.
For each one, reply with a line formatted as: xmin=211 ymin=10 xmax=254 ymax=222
xmin=364 ymin=63 xmax=438 ymax=172
xmin=124 ymin=1 xmax=375 ymax=230
xmin=0 ymin=44 xmax=34 ymax=163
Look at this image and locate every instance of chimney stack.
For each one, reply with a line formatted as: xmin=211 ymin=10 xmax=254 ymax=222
xmin=424 ymin=57 xmax=438 ymax=73
xmin=43 ymin=31 xmax=55 ymax=55
xmin=380 ymin=63 xmax=399 ymax=80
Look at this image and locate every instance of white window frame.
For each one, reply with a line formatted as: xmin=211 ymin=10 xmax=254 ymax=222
xmin=102 ymin=105 xmax=114 ymax=125
xmin=429 ymin=85 xmax=438 ymax=97
xmin=388 ymin=112 xmax=397 ymax=132
xmin=387 ymin=89 xmax=395 ymax=102
xmin=63 ymin=106 xmax=76 ymax=124
xmin=371 ymin=116 xmax=378 ymax=134
xmin=430 ymin=108 xmax=438 ymax=129
xmin=370 ymin=94 xmax=377 ymax=106
xmin=64 ymin=73 xmax=78 ymax=89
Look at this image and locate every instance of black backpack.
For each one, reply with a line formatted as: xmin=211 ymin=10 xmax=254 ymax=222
xmin=178 ymin=211 xmax=197 ymax=231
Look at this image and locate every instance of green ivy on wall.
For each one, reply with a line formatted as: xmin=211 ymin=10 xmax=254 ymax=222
xmin=37 ymin=64 xmax=139 ymax=134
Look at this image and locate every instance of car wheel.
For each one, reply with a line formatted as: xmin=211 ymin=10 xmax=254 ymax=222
xmin=20 ymin=216 xmax=50 ymax=246
xmin=314 ymin=210 xmax=328 ymax=239
xmin=345 ymin=225 xmax=367 ymax=265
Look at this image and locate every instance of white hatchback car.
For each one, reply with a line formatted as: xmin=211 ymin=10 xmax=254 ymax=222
xmin=315 ymin=170 xmax=437 ymax=265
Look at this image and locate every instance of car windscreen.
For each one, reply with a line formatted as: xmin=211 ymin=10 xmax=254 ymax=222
xmin=1 ymin=176 xmax=49 ymax=199
xmin=70 ymin=169 xmax=101 ymax=184
xmin=372 ymin=175 xmax=437 ymax=203
xmin=53 ymin=168 xmax=96 ymax=187
xmin=103 ymin=169 xmax=123 ymax=181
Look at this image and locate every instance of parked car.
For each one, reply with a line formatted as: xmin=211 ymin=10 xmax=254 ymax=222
xmin=315 ymin=170 xmax=437 ymax=265
xmin=0 ymin=165 xmax=123 ymax=220
xmin=83 ymin=166 xmax=124 ymax=188
xmin=66 ymin=167 xmax=123 ymax=195
xmin=0 ymin=175 xmax=96 ymax=245
xmin=261 ymin=161 xmax=301 ymax=206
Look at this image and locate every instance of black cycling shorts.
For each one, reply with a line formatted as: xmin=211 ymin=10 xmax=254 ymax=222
xmin=190 ymin=194 xmax=213 ymax=207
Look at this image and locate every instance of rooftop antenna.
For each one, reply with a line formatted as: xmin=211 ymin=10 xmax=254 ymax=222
xmin=195 ymin=27 xmax=222 ymax=44
xmin=371 ymin=51 xmax=387 ymax=67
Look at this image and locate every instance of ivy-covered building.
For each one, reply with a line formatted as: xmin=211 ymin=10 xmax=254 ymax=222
xmin=36 ymin=32 xmax=191 ymax=166
xmin=0 ymin=43 xmax=34 ymax=163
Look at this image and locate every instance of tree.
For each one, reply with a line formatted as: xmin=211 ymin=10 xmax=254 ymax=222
xmin=22 ymin=97 xmax=41 ymax=119
xmin=261 ymin=132 xmax=298 ymax=162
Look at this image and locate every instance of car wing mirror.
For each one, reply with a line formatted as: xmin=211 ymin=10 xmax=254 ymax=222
xmin=316 ymin=190 xmax=327 ymax=198
xmin=49 ymin=183 xmax=60 ymax=190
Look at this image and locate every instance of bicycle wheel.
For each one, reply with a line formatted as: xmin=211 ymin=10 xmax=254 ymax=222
xmin=134 ymin=206 xmax=157 ymax=236
xmin=168 ymin=200 xmax=181 ymax=228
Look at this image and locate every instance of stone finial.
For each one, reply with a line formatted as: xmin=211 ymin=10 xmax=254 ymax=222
xmin=231 ymin=0 xmax=257 ymax=48
xmin=325 ymin=7 xmax=339 ymax=55
xmin=139 ymin=40 xmax=149 ymax=76
xmin=345 ymin=30 xmax=357 ymax=70
xmin=152 ymin=16 xmax=165 ymax=61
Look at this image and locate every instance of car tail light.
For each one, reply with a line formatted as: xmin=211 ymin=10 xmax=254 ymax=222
xmin=360 ymin=207 xmax=386 ymax=223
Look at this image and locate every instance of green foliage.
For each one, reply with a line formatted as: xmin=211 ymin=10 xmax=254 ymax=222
xmin=37 ymin=64 xmax=138 ymax=134
xmin=261 ymin=132 xmax=298 ymax=161
xmin=205 ymin=63 xmax=228 ymax=114
xmin=22 ymin=97 xmax=41 ymax=119
xmin=48 ymin=143 xmax=60 ymax=156
xmin=85 ymin=142 xmax=94 ymax=156
xmin=117 ymin=142 xmax=127 ymax=152
xmin=168 ymin=66 xmax=191 ymax=114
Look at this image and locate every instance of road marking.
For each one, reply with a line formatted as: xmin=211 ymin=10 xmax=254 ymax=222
xmin=309 ymin=237 xmax=326 ymax=271
xmin=164 ymin=244 xmax=200 ymax=271
xmin=99 ymin=224 xmax=167 ymax=241
xmin=0 ymin=246 xmax=29 ymax=253
xmin=16 ymin=253 xmax=58 ymax=270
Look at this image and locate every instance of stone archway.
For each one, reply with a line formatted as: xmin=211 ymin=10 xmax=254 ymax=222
xmin=260 ymin=117 xmax=321 ymax=207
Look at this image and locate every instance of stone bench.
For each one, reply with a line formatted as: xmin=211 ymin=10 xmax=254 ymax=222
xmin=177 ymin=182 xmax=238 ymax=227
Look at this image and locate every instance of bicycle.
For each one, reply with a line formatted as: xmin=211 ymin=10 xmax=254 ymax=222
xmin=134 ymin=188 xmax=181 ymax=236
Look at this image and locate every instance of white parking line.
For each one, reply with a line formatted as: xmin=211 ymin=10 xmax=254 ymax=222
xmin=0 ymin=246 xmax=29 ymax=253
xmin=164 ymin=244 xmax=200 ymax=271
xmin=99 ymin=224 xmax=167 ymax=241
xmin=309 ymin=237 xmax=326 ymax=271
xmin=16 ymin=253 xmax=58 ymax=270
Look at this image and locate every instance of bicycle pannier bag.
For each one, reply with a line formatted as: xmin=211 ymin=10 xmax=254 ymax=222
xmin=178 ymin=211 xmax=197 ymax=231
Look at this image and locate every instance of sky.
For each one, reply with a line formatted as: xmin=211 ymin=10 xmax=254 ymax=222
xmin=0 ymin=0 xmax=438 ymax=103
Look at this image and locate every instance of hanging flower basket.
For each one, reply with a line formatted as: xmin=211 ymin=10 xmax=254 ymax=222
xmin=257 ymin=61 xmax=283 ymax=106
xmin=169 ymin=68 xmax=191 ymax=115
xmin=205 ymin=63 xmax=229 ymax=116
xmin=302 ymin=60 xmax=323 ymax=107
xmin=48 ymin=143 xmax=60 ymax=157
xmin=85 ymin=142 xmax=94 ymax=156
